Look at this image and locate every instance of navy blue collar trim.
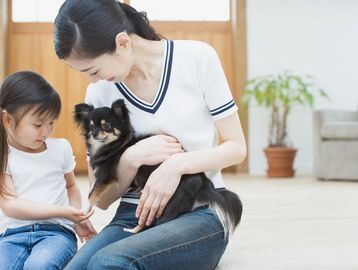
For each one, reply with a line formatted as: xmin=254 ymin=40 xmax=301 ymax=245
xmin=115 ymin=40 xmax=174 ymax=114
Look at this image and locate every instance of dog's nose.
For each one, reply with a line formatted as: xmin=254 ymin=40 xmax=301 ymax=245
xmin=92 ymin=130 xmax=98 ymax=138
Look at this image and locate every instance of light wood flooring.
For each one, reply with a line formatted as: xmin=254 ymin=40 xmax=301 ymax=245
xmin=77 ymin=175 xmax=358 ymax=270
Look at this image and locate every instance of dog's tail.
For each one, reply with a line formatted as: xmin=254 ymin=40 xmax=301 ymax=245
xmin=200 ymin=188 xmax=243 ymax=238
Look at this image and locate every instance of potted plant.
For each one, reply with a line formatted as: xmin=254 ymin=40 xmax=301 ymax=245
xmin=242 ymin=71 xmax=328 ymax=177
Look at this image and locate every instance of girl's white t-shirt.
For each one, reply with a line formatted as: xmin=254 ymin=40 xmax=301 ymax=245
xmin=0 ymin=138 xmax=76 ymax=234
xmin=85 ymin=40 xmax=238 ymax=203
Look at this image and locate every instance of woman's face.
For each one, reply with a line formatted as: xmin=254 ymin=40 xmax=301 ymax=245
xmin=65 ymin=50 xmax=133 ymax=84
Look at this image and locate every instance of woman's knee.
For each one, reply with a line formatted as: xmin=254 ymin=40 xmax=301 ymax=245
xmin=87 ymin=249 xmax=136 ymax=270
xmin=23 ymin=259 xmax=60 ymax=270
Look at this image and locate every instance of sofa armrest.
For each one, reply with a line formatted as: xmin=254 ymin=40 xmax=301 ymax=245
xmin=313 ymin=110 xmax=358 ymax=176
xmin=313 ymin=110 xmax=358 ymax=144
xmin=315 ymin=110 xmax=358 ymax=123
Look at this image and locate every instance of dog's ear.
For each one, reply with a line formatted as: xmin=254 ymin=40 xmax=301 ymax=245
xmin=73 ymin=103 xmax=94 ymax=129
xmin=111 ymin=99 xmax=129 ymax=121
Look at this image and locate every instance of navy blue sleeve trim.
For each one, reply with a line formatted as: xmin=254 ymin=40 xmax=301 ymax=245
xmin=210 ymin=99 xmax=236 ymax=116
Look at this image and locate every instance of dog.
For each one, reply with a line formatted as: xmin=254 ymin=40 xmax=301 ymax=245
xmin=74 ymin=99 xmax=243 ymax=235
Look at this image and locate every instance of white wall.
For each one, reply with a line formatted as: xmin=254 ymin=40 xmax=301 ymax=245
xmin=246 ymin=0 xmax=358 ymax=175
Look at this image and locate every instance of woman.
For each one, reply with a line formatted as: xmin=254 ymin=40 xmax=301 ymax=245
xmin=54 ymin=0 xmax=247 ymax=269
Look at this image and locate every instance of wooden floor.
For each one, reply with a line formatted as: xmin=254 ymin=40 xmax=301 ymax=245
xmin=76 ymin=175 xmax=358 ymax=270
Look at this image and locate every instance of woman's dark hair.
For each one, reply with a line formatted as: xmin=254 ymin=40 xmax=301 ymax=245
xmin=54 ymin=0 xmax=162 ymax=59
xmin=0 ymin=71 xmax=61 ymax=197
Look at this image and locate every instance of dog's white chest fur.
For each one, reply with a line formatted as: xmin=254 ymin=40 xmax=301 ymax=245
xmin=89 ymin=137 xmax=105 ymax=155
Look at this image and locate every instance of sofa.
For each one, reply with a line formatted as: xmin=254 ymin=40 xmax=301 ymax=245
xmin=313 ymin=110 xmax=358 ymax=180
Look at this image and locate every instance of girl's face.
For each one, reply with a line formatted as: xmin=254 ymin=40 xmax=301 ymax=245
xmin=5 ymin=110 xmax=56 ymax=153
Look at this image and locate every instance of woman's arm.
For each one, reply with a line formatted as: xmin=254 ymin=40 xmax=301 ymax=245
xmin=136 ymin=113 xmax=247 ymax=226
xmin=170 ymin=113 xmax=246 ymax=172
xmin=0 ymin=174 xmax=93 ymax=223
xmin=89 ymin=134 xmax=184 ymax=210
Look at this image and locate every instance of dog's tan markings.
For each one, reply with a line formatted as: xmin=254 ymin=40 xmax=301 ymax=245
xmin=88 ymin=181 xmax=118 ymax=206
xmin=108 ymin=133 xmax=118 ymax=140
xmin=113 ymin=128 xmax=121 ymax=136
xmin=101 ymin=120 xmax=111 ymax=130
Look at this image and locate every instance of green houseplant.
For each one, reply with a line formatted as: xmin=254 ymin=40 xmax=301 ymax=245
xmin=242 ymin=71 xmax=328 ymax=177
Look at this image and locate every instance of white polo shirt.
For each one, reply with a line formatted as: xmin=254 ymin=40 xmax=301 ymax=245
xmin=85 ymin=40 xmax=238 ymax=201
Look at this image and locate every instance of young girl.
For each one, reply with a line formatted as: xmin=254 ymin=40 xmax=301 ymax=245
xmin=0 ymin=71 xmax=97 ymax=270
xmin=55 ymin=0 xmax=247 ymax=269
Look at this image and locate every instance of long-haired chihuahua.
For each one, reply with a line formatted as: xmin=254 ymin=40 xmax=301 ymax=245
xmin=74 ymin=99 xmax=242 ymax=236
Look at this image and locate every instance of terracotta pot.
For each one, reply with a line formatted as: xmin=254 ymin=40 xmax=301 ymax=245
xmin=264 ymin=147 xmax=297 ymax=177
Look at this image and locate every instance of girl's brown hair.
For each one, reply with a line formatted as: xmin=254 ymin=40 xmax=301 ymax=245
xmin=0 ymin=71 xmax=61 ymax=197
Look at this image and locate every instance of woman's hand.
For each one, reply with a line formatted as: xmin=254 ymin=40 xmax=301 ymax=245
xmin=74 ymin=219 xmax=97 ymax=243
xmin=136 ymin=154 xmax=184 ymax=226
xmin=127 ymin=135 xmax=184 ymax=167
xmin=62 ymin=206 xmax=95 ymax=223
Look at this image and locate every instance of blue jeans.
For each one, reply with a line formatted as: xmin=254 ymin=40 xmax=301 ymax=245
xmin=0 ymin=223 xmax=77 ymax=270
xmin=65 ymin=202 xmax=231 ymax=270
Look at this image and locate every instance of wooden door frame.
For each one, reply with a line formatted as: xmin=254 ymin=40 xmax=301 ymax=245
xmin=0 ymin=0 xmax=8 ymax=79
xmin=231 ymin=0 xmax=248 ymax=173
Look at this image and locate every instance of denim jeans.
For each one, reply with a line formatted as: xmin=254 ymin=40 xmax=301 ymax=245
xmin=0 ymin=223 xmax=77 ymax=270
xmin=65 ymin=202 xmax=231 ymax=270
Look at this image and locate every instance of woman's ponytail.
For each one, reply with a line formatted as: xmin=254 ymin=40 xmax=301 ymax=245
xmin=55 ymin=0 xmax=163 ymax=59
xmin=119 ymin=2 xmax=162 ymax=41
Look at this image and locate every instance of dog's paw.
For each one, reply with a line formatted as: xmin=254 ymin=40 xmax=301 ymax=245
xmin=88 ymin=180 xmax=118 ymax=206
xmin=88 ymin=192 xmax=101 ymax=206
xmin=123 ymin=224 xmax=145 ymax=234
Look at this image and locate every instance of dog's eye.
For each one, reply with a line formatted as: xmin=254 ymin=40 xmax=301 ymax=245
xmin=102 ymin=122 xmax=112 ymax=131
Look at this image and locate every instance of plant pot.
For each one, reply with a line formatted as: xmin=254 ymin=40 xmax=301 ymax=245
xmin=264 ymin=147 xmax=297 ymax=178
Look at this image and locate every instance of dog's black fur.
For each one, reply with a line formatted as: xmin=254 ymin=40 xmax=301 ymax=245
xmin=74 ymin=99 xmax=243 ymax=235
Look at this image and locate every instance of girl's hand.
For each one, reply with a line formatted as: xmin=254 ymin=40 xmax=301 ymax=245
xmin=127 ymin=135 xmax=184 ymax=167
xmin=62 ymin=206 xmax=95 ymax=223
xmin=74 ymin=220 xmax=97 ymax=243
xmin=136 ymin=155 xmax=184 ymax=226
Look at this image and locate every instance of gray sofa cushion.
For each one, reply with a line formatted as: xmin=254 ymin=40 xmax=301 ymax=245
xmin=321 ymin=121 xmax=358 ymax=140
